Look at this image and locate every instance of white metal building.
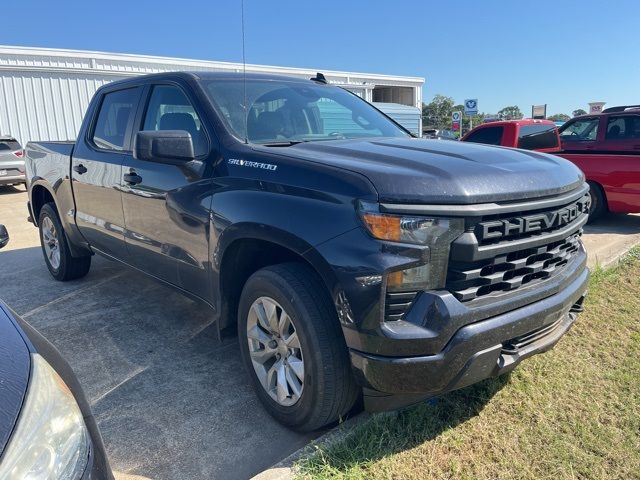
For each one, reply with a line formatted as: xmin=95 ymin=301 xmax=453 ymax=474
xmin=0 ymin=45 xmax=424 ymax=145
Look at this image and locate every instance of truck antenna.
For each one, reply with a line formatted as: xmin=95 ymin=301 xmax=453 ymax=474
xmin=241 ymin=0 xmax=248 ymax=144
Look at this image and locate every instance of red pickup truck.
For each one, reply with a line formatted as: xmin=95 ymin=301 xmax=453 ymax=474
xmin=461 ymin=112 xmax=640 ymax=220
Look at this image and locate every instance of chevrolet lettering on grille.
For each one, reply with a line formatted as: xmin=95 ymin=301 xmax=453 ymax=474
xmin=476 ymin=196 xmax=591 ymax=242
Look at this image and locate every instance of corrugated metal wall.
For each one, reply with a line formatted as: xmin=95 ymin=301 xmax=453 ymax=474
xmin=374 ymin=103 xmax=422 ymax=135
xmin=0 ymin=73 xmax=121 ymax=145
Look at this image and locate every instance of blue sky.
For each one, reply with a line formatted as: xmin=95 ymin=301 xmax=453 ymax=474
xmin=3 ymin=1 xmax=639 ymax=115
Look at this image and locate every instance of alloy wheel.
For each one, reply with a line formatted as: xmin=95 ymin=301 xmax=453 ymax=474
xmin=246 ymin=296 xmax=304 ymax=406
xmin=41 ymin=216 xmax=61 ymax=269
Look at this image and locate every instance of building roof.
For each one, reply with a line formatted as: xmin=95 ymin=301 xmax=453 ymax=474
xmin=0 ymin=45 xmax=424 ymax=88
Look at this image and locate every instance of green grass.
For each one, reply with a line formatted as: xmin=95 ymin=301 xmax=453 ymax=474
xmin=297 ymin=247 xmax=640 ymax=480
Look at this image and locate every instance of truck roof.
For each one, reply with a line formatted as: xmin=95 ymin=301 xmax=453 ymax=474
xmin=480 ymin=119 xmax=556 ymax=127
xmin=98 ymin=71 xmax=319 ymax=90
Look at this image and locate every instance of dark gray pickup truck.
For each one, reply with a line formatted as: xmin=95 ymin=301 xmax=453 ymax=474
xmin=26 ymin=72 xmax=590 ymax=431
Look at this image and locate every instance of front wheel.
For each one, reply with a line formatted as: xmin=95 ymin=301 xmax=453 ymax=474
xmin=238 ymin=263 xmax=358 ymax=432
xmin=38 ymin=203 xmax=91 ymax=281
xmin=587 ymin=181 xmax=607 ymax=223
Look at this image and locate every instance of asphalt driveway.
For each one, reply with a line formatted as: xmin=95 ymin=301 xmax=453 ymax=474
xmin=1 ymin=185 xmax=638 ymax=479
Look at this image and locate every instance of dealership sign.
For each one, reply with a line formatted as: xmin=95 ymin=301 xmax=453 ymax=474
xmin=589 ymin=102 xmax=606 ymax=114
xmin=464 ymin=99 xmax=478 ymax=116
xmin=452 ymin=111 xmax=462 ymax=131
xmin=532 ymin=104 xmax=547 ymax=119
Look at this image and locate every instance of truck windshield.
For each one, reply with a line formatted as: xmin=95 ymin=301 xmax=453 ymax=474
xmin=203 ymin=79 xmax=409 ymax=144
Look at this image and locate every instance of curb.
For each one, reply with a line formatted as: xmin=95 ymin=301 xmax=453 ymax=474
xmin=251 ymin=412 xmax=376 ymax=480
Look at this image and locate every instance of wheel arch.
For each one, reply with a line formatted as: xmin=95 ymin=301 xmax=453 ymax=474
xmin=29 ymin=181 xmax=57 ymax=226
xmin=29 ymin=180 xmax=92 ymax=257
xmin=215 ymin=225 xmax=340 ymax=331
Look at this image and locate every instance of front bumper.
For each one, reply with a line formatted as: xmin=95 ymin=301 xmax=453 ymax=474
xmin=351 ymin=265 xmax=588 ymax=411
xmin=0 ymin=172 xmax=26 ymax=185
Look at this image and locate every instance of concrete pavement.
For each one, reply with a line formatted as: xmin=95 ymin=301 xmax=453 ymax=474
xmin=0 ymin=186 xmax=321 ymax=480
xmin=1 ymin=186 xmax=638 ymax=479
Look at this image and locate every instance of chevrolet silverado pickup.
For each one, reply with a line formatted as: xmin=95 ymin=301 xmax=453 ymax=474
xmin=26 ymin=72 xmax=590 ymax=431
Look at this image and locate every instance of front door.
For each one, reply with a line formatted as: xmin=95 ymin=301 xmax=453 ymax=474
xmin=121 ymin=83 xmax=212 ymax=292
xmin=71 ymin=86 xmax=141 ymax=257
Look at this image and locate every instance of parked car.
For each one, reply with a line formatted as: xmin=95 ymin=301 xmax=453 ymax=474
xmin=26 ymin=72 xmax=589 ymax=431
xmin=0 ymin=225 xmax=112 ymax=479
xmin=461 ymin=119 xmax=561 ymax=153
xmin=0 ymin=136 xmax=26 ymax=187
xmin=558 ymin=105 xmax=640 ymax=219
xmin=462 ymin=113 xmax=640 ymax=221
xmin=423 ymin=128 xmax=458 ymax=140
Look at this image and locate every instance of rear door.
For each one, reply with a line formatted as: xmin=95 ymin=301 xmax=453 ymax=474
xmin=121 ymin=82 xmax=212 ymax=290
xmin=71 ymin=86 xmax=142 ymax=257
xmin=601 ymin=114 xmax=640 ymax=153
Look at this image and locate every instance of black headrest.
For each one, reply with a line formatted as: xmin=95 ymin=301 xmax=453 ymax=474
xmin=248 ymin=111 xmax=284 ymax=140
xmin=159 ymin=113 xmax=198 ymax=136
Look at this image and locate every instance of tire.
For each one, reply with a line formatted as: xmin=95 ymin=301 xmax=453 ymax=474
xmin=38 ymin=202 xmax=91 ymax=281
xmin=238 ymin=262 xmax=358 ymax=432
xmin=587 ymin=181 xmax=607 ymax=223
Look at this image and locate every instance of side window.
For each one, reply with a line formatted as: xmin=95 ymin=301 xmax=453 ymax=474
xmin=142 ymin=85 xmax=207 ymax=156
xmin=464 ymin=126 xmax=504 ymax=146
xmin=92 ymin=88 xmax=139 ymax=151
xmin=606 ymin=117 xmax=625 ymax=139
xmin=517 ymin=124 xmax=559 ymax=150
xmin=605 ymin=115 xmax=640 ymax=140
xmin=559 ymin=118 xmax=599 ymax=141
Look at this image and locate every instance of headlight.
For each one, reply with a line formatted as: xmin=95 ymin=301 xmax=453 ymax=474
xmin=359 ymin=202 xmax=464 ymax=290
xmin=0 ymin=354 xmax=90 ymax=479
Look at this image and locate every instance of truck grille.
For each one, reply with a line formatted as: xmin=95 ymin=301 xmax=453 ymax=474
xmin=448 ymin=232 xmax=582 ymax=302
xmin=384 ymin=291 xmax=419 ymax=321
xmin=445 ymin=190 xmax=589 ymax=303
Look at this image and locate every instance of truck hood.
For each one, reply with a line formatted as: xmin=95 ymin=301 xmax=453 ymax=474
xmin=271 ymin=137 xmax=585 ymax=204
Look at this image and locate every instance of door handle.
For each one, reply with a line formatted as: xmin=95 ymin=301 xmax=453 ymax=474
xmin=73 ymin=164 xmax=87 ymax=175
xmin=123 ymin=171 xmax=143 ymax=185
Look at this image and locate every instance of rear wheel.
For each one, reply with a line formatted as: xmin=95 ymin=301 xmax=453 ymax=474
xmin=238 ymin=263 xmax=358 ymax=431
xmin=38 ymin=203 xmax=91 ymax=281
xmin=587 ymin=181 xmax=607 ymax=223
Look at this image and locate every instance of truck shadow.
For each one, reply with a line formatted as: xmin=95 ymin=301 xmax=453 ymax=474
xmin=0 ymin=184 xmax=27 ymax=196
xmin=305 ymin=374 xmax=511 ymax=470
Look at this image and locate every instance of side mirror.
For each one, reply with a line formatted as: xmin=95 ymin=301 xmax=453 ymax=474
xmin=0 ymin=225 xmax=9 ymax=249
xmin=134 ymin=130 xmax=195 ymax=164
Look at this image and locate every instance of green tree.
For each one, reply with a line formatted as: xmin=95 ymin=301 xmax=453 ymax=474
xmin=497 ymin=105 xmax=524 ymax=120
xmin=422 ymin=94 xmax=455 ymax=129
xmin=572 ymin=109 xmax=587 ymax=117
xmin=548 ymin=113 xmax=570 ymax=122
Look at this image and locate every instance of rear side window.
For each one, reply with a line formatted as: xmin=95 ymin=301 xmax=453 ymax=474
xmin=464 ymin=126 xmax=504 ymax=145
xmin=0 ymin=138 xmax=21 ymax=151
xmin=605 ymin=115 xmax=640 ymax=139
xmin=559 ymin=118 xmax=599 ymax=141
xmin=91 ymin=88 xmax=139 ymax=151
xmin=517 ymin=125 xmax=559 ymax=150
